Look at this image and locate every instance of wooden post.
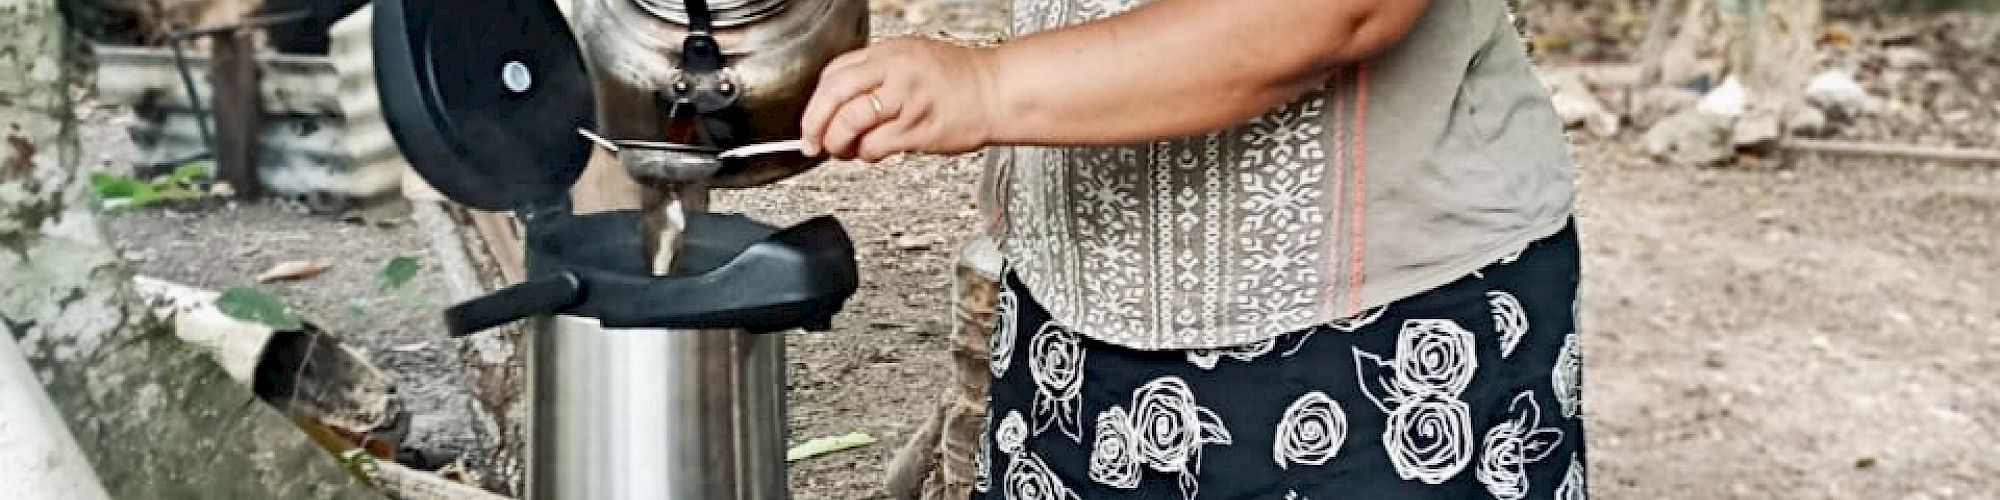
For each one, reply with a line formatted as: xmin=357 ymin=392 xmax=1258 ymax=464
xmin=210 ymin=27 xmax=263 ymax=198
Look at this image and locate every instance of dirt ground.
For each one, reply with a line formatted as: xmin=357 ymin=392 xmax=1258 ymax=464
xmin=76 ymin=2 xmax=1999 ymax=500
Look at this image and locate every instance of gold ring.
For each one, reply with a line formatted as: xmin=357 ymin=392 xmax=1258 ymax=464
xmin=867 ymin=93 xmax=885 ymax=117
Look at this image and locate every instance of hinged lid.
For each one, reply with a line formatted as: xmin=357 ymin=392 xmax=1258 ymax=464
xmin=373 ymin=0 xmax=594 ymax=210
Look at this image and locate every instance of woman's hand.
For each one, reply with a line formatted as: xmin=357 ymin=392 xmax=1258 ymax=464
xmin=798 ymin=37 xmax=1000 ymax=162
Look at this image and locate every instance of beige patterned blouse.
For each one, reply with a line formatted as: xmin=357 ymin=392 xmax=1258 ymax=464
xmin=984 ymin=0 xmax=1578 ymax=350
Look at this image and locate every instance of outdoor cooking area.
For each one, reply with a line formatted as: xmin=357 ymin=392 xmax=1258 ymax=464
xmin=3 ymin=0 xmax=1997 ymax=499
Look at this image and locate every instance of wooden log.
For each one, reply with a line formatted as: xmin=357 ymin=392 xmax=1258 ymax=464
xmin=0 ymin=2 xmax=377 ymax=497
xmin=884 ymin=234 xmax=1002 ymax=500
xmin=0 ymin=330 xmax=113 ymax=499
xmin=1784 ymin=138 xmax=2000 ymax=163
xmin=468 ymin=211 xmax=527 ymax=284
xmin=130 ymin=275 xmax=409 ymax=460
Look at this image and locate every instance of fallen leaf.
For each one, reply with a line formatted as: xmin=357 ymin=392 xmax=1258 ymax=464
xmin=215 ymin=286 xmax=304 ymax=331
xmin=378 ymin=256 xmax=421 ymax=291
xmin=258 ymin=261 xmax=331 ymax=282
xmin=785 ymin=432 xmax=876 ymax=462
xmin=389 ymin=341 xmax=431 ymax=353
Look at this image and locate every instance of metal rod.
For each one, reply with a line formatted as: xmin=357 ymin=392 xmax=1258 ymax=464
xmin=166 ymin=36 xmax=215 ymax=157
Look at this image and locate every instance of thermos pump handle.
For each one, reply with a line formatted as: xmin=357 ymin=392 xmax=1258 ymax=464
xmin=444 ymin=272 xmax=583 ymax=336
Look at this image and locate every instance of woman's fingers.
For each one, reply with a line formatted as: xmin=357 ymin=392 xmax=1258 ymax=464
xmin=855 ymin=116 xmax=916 ymax=162
xmin=855 ymin=99 xmax=933 ymax=161
xmin=819 ymin=93 xmax=891 ymax=158
xmin=799 ymin=59 xmax=884 ymax=156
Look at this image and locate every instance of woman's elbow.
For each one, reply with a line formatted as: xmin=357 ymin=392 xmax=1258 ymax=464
xmin=1321 ymin=0 xmax=1430 ymax=64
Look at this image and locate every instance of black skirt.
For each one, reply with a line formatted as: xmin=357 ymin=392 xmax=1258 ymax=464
xmin=972 ymin=222 xmax=1588 ymax=500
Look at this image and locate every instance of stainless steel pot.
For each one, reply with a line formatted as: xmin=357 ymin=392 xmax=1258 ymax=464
xmin=570 ymin=0 xmax=870 ymax=188
xmin=528 ymin=315 xmax=788 ymax=500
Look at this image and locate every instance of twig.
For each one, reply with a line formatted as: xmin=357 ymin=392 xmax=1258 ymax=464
xmin=1784 ymin=139 xmax=2000 ymax=164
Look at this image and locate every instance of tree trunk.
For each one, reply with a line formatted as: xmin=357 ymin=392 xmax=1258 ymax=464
xmin=1719 ymin=0 xmax=1823 ymax=150
xmin=0 ymin=2 xmax=377 ymax=498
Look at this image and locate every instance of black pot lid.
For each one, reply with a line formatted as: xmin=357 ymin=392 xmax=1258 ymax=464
xmin=373 ymin=0 xmax=594 ymax=210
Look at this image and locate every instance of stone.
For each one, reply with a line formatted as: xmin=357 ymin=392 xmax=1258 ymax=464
xmin=1642 ymin=109 xmax=1737 ymax=167
xmin=1884 ymin=46 xmax=1933 ymax=71
xmin=1547 ymin=73 xmax=1620 ymax=138
xmin=1787 ymin=105 xmax=1831 ymax=138
xmin=1631 ymin=85 xmax=1705 ymax=128
xmin=1697 ymin=77 xmax=1749 ymax=119
xmin=1805 ymin=70 xmax=1875 ymax=121
xmin=1732 ymin=109 xmax=1783 ymax=153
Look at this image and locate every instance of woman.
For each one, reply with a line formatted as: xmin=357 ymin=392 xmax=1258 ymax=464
xmin=800 ymin=0 xmax=1586 ymax=498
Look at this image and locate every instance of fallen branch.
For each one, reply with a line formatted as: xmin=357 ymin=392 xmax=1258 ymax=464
xmin=1784 ymin=139 xmax=2000 ymax=164
xmin=296 ymin=418 xmax=512 ymax=500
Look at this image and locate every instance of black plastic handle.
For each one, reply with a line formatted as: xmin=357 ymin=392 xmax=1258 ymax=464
xmin=444 ymin=272 xmax=583 ymax=336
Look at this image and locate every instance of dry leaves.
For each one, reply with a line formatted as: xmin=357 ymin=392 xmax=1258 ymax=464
xmin=257 ymin=260 xmax=331 ymax=282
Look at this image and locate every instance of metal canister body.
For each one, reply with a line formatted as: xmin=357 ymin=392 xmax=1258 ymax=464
xmin=527 ymin=315 xmax=789 ymax=500
xmin=570 ymin=0 xmax=870 ymax=188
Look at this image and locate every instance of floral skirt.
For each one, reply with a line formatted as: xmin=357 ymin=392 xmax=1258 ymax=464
xmin=972 ymin=222 xmax=1588 ymax=500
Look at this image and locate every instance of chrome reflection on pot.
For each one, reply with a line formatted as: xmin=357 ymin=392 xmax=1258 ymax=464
xmin=527 ymin=315 xmax=788 ymax=500
xmin=571 ymin=0 xmax=870 ymax=188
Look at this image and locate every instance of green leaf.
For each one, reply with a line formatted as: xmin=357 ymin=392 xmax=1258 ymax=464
xmin=168 ymin=161 xmax=212 ymax=183
xmin=90 ymin=172 xmax=143 ymax=200
xmin=378 ymin=256 xmax=420 ymax=292
xmin=124 ymin=182 xmax=164 ymax=206
xmin=346 ymin=299 xmax=367 ymax=320
xmin=214 ymin=286 xmax=305 ymax=331
xmin=785 ymin=432 xmax=876 ymax=462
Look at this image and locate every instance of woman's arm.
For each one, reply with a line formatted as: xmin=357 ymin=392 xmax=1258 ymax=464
xmin=982 ymin=0 xmax=1429 ymax=145
xmin=797 ymin=0 xmax=1431 ymax=160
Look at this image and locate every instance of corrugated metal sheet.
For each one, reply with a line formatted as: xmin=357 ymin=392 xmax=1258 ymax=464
xmin=327 ymin=3 xmax=416 ymax=198
xmin=93 ymin=43 xmax=343 ymax=116
xmin=125 ymin=110 xmax=400 ymax=200
xmin=92 ymin=39 xmax=404 ymax=204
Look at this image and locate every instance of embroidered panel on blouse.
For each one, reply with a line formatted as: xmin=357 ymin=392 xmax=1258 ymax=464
xmin=994 ymin=0 xmax=1372 ymax=349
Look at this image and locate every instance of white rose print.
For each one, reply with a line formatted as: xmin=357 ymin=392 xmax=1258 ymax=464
xmin=1088 ymin=406 xmax=1141 ymax=489
xmin=997 ymin=410 xmax=1029 ymax=456
xmin=1487 ymin=291 xmax=1528 ymax=358
xmin=1382 ymin=392 xmax=1474 ymax=485
xmin=1477 ymin=392 xmax=1565 ymax=500
xmin=1354 ymin=319 xmax=1480 ymax=485
xmin=1003 ymin=451 xmax=1082 ymax=500
xmin=1555 ymin=453 xmax=1586 ymax=500
xmin=1029 ymin=323 xmax=1086 ymax=442
xmin=991 ymin=286 xmax=1020 ymax=379
xmin=1186 ymin=337 xmax=1276 ymax=370
xmin=1088 ymin=376 xmax=1233 ymax=500
xmin=1392 ymin=319 xmax=1479 ymax=397
xmin=1553 ymin=331 xmax=1582 ymax=419
xmin=1273 ymin=391 xmax=1347 ymax=470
